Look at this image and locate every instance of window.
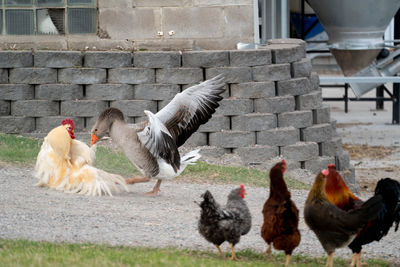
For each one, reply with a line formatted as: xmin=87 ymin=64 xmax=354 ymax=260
xmin=0 ymin=0 xmax=97 ymax=35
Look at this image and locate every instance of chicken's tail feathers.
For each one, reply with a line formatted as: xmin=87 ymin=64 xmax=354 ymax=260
xmin=373 ymin=178 xmax=400 ymax=234
xmin=58 ymin=166 xmax=129 ymax=196
xmin=357 ymin=194 xmax=383 ymax=223
xmin=181 ymin=149 xmax=201 ymax=165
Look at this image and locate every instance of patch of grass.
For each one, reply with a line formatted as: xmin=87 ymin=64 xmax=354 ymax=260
xmin=0 ymin=239 xmax=390 ymax=267
xmin=0 ymin=134 xmax=42 ymax=165
xmin=0 ymin=134 xmax=309 ymax=189
xmin=178 ymin=162 xmax=310 ymax=190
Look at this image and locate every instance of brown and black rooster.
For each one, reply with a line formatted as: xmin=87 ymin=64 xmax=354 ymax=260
xmin=326 ymin=164 xmax=400 ymax=266
xmin=198 ymin=185 xmax=252 ymax=260
xmin=261 ymin=159 xmax=300 ymax=267
xmin=304 ymin=169 xmax=383 ymax=267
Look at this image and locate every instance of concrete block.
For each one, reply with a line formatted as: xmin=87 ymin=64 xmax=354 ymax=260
xmin=183 ymin=132 xmax=208 ymax=146
xmin=61 ymin=101 xmax=108 ymax=117
xmin=278 ymin=110 xmax=313 ymax=128
xmin=0 ymin=84 xmax=34 ymax=100
xmin=163 ymin=7 xmax=223 ymax=38
xmin=331 ymin=120 xmax=337 ymax=132
xmin=230 ymin=49 xmax=272 ymax=67
xmin=291 ymin=58 xmax=312 ymax=78
xmin=9 ymin=68 xmax=56 ymax=84
xmin=0 ymin=69 xmax=8 ymax=83
xmin=0 ymin=100 xmax=10 ymax=115
xmin=194 ymin=0 xmax=252 ymax=6
xmin=197 ymin=146 xmax=231 ymax=158
xmin=109 ymin=68 xmax=155 ymax=84
xmin=254 ymin=96 xmax=295 ymax=113
xmin=34 ymin=51 xmax=82 ymax=68
xmin=253 ymin=64 xmax=291 ymax=82
xmin=35 ymin=116 xmax=85 ymax=133
xmin=269 ymin=43 xmax=306 ymax=64
xmin=86 ymin=84 xmax=134 ymax=100
xmin=281 ymin=141 xmax=319 ymax=161
xmin=0 ymin=116 xmax=35 ymax=133
xmin=302 ymin=123 xmax=332 ymax=143
xmin=298 ymin=91 xmax=323 ymax=110
xmin=215 ymin=99 xmax=253 ymax=116
xmin=257 ymin=126 xmax=299 ymax=146
xmin=336 ymin=150 xmax=350 ymax=171
xmin=310 ymin=72 xmax=320 ymax=91
xmin=199 ymin=115 xmax=230 ymax=132
xmin=59 ymin=68 xmax=107 ymax=84
xmin=12 ymin=100 xmax=59 ymax=116
xmin=342 ymin=165 xmax=358 ymax=193
xmin=35 ymin=84 xmax=83 ymax=100
xmin=111 ymin=100 xmax=157 ymax=116
xmin=134 ymin=84 xmax=180 ymax=100
xmin=206 ymin=67 xmax=252 ymax=83
xmin=182 ymin=50 xmax=229 ymax=67
xmin=223 ymin=5 xmax=254 ymax=38
xmin=234 ymin=145 xmax=279 ymax=164
xmin=134 ymin=51 xmax=180 ymax=68
xmin=277 ymin=77 xmax=312 ymax=96
xmin=231 ymin=81 xmax=275 ymax=98
xmin=84 ymin=51 xmax=132 ymax=68
xmin=133 ymin=0 xmax=192 ymax=7
xmin=156 ymin=68 xmax=203 ymax=84
xmin=232 ymin=113 xmax=276 ymax=131
xmin=305 ymin=156 xmax=335 ymax=174
xmin=99 ymin=8 xmax=160 ymax=39
xmin=321 ymin=137 xmax=342 ymax=157
xmin=209 ymin=130 xmax=255 ymax=148
xmin=313 ymin=105 xmax=331 ymax=124
xmin=0 ymin=51 xmax=33 ymax=68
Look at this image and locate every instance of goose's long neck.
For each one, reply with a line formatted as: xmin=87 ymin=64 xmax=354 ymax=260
xmin=109 ymin=119 xmax=129 ymax=147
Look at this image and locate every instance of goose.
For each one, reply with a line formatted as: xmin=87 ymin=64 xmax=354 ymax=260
xmin=90 ymin=75 xmax=226 ymax=196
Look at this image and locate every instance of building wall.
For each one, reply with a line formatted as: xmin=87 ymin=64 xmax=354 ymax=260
xmin=0 ymin=0 xmax=254 ymax=51
xmin=0 ymin=38 xmax=355 ymax=189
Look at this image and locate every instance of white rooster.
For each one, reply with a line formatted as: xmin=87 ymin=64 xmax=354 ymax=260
xmin=34 ymin=119 xmax=128 ymax=196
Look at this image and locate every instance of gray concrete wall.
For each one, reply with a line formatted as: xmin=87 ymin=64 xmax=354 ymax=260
xmin=0 ymin=38 xmax=354 ymax=187
xmin=0 ymin=0 xmax=254 ymax=51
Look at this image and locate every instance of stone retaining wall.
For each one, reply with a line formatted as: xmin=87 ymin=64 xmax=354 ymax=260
xmin=0 ymin=39 xmax=354 ymax=188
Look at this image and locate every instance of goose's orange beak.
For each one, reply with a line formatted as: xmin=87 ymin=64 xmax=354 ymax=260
xmin=91 ymin=133 xmax=99 ymax=146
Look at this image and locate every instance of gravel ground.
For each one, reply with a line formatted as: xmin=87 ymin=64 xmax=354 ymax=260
xmin=0 ymin=165 xmax=399 ymax=265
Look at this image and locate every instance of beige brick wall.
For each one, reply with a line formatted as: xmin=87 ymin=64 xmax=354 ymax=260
xmin=0 ymin=0 xmax=254 ymax=50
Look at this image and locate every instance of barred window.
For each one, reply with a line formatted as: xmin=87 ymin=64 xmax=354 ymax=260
xmin=0 ymin=0 xmax=97 ymax=35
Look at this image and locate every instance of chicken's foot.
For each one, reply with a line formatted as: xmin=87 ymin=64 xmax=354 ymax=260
xmin=266 ymin=244 xmax=272 ymax=260
xmin=143 ymin=179 xmax=162 ymax=196
xmin=350 ymin=253 xmax=357 ymax=267
xmin=326 ymin=252 xmax=334 ymax=267
xmin=356 ymin=251 xmax=366 ymax=267
xmin=126 ymin=177 xmax=151 ymax=184
xmin=215 ymin=244 xmax=224 ymax=258
xmin=285 ymin=254 xmax=291 ymax=267
xmin=230 ymin=243 xmax=238 ymax=261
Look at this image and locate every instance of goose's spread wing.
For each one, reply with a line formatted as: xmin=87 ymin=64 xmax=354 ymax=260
xmin=137 ymin=111 xmax=180 ymax=172
xmin=155 ymin=75 xmax=226 ymax=147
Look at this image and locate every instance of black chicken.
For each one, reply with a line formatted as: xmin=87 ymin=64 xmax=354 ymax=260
xmin=348 ymin=178 xmax=400 ymax=267
xmin=198 ymin=185 xmax=252 ymax=260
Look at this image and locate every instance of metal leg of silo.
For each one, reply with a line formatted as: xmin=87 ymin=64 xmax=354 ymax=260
xmin=344 ymin=83 xmax=349 ymax=113
xmin=393 ymin=83 xmax=400 ymax=124
xmin=376 ymin=85 xmax=384 ymax=110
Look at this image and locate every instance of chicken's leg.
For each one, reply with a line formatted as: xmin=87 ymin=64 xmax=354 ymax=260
xmin=285 ymin=254 xmax=291 ymax=267
xmin=230 ymin=243 xmax=238 ymax=260
xmin=143 ymin=179 xmax=162 ymax=196
xmin=215 ymin=244 xmax=224 ymax=258
xmin=350 ymin=253 xmax=357 ymax=267
xmin=356 ymin=251 xmax=366 ymax=267
xmin=326 ymin=252 xmax=334 ymax=267
xmin=265 ymin=243 xmax=272 ymax=259
xmin=126 ymin=177 xmax=150 ymax=184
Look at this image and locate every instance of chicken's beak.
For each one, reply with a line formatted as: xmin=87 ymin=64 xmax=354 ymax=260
xmin=91 ymin=133 xmax=99 ymax=146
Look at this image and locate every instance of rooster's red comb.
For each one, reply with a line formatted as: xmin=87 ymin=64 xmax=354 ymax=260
xmin=321 ymin=169 xmax=329 ymax=176
xmin=61 ymin=118 xmax=75 ymax=129
xmin=281 ymin=159 xmax=286 ymax=164
xmin=328 ymin=164 xmax=336 ymax=168
xmin=240 ymin=184 xmax=245 ymax=189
